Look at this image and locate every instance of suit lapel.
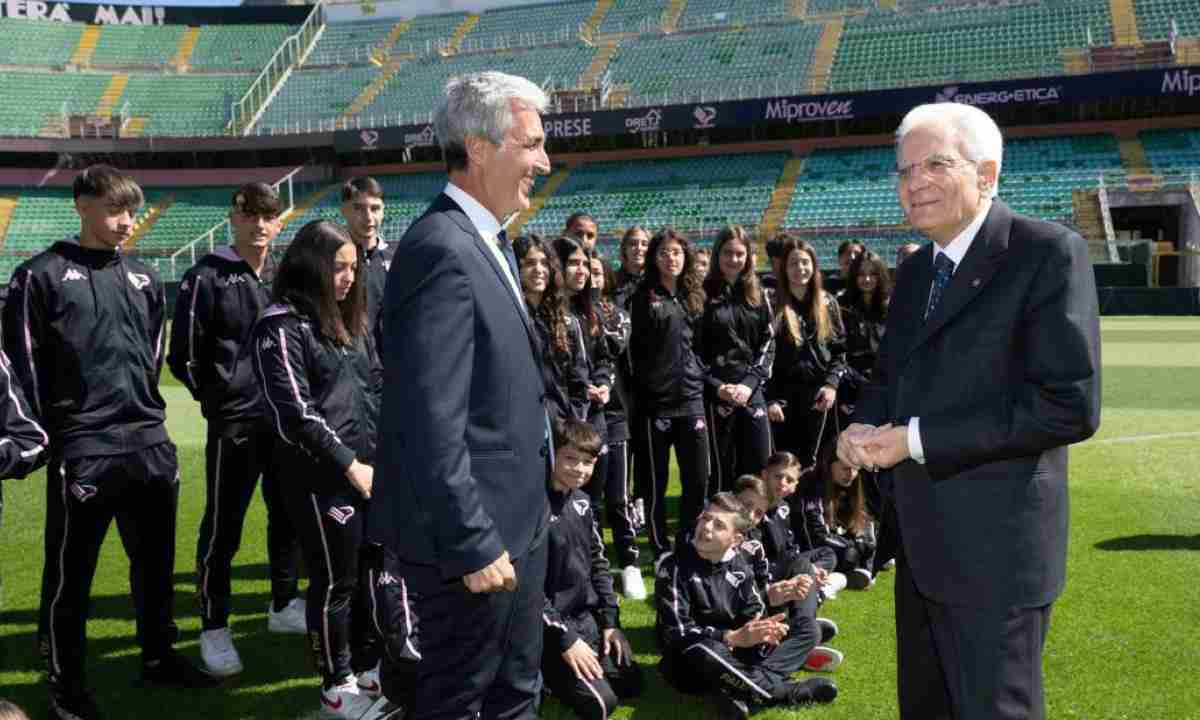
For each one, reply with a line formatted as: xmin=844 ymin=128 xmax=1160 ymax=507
xmin=438 ymin=194 xmax=544 ymax=364
xmin=904 ymin=201 xmax=1012 ymax=363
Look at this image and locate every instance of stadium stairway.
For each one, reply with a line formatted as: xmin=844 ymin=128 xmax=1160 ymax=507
xmin=1109 ymin=0 xmax=1140 ymax=45
xmin=123 ymin=193 xmax=175 ymax=251
xmin=759 ymin=156 xmax=805 ymax=241
xmin=1072 ymin=189 xmax=1112 ymax=263
xmin=172 ymin=27 xmax=202 ymax=70
xmin=581 ymin=37 xmax=620 ymax=91
xmin=370 ymin=20 xmax=413 ymax=65
xmin=807 ymin=18 xmax=844 ymax=94
xmin=279 ymin=184 xmax=340 ymax=232
xmin=70 ymin=25 xmax=102 ymax=66
xmin=1118 ymin=138 xmax=1161 ymax=189
xmin=341 ymin=62 xmax=405 ymax=124
xmin=123 ymin=117 xmax=148 ymax=137
xmin=1063 ymin=48 xmax=1091 ymax=74
xmin=789 ymin=0 xmax=808 ymax=19
xmin=582 ymin=0 xmax=615 ymax=42
xmin=661 ymin=0 xmax=688 ymax=34
xmin=96 ymin=75 xmax=128 ymax=118
xmin=508 ymin=166 xmax=573 ymax=237
xmin=446 ymin=14 xmax=480 ymax=55
xmin=0 ymin=195 xmax=17 ymax=251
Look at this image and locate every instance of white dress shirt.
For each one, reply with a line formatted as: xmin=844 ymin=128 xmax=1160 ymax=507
xmin=442 ymin=182 xmax=524 ymax=304
xmin=908 ymin=200 xmax=991 ymax=464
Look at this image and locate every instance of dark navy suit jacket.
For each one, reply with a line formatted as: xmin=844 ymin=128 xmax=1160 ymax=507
xmin=855 ymin=200 xmax=1101 ymax=608
xmin=371 ymin=193 xmax=550 ymax=580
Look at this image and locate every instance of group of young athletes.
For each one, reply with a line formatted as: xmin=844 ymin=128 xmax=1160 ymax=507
xmin=0 ymin=162 xmax=903 ymax=720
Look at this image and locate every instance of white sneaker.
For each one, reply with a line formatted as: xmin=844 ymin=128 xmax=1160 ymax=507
xmin=621 ymin=565 xmax=648 ymax=600
xmin=357 ymin=662 xmax=382 ymax=698
xmin=268 ymin=597 xmax=307 ymax=634
xmin=822 ymin=572 xmax=848 ymax=600
xmin=199 ymin=627 xmax=243 ymax=677
xmin=321 ymin=677 xmax=377 ymax=719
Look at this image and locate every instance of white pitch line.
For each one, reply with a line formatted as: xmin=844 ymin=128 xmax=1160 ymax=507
xmin=1087 ymin=431 xmax=1200 ymax=445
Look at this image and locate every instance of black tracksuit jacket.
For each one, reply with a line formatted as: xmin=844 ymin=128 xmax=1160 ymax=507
xmin=0 ymin=348 xmax=48 ymax=478
xmin=630 ymin=282 xmax=706 ymax=418
xmin=697 ymin=282 xmax=774 ymax=404
xmin=362 ymin=240 xmax=393 ymax=333
xmin=252 ymin=303 xmax=379 ymax=492
xmin=543 ymin=487 xmax=621 ymax=653
xmin=765 ymin=293 xmax=849 ymax=408
xmin=655 ymin=538 xmax=765 ymax=653
xmin=2 ymin=237 xmax=169 ymax=459
xmin=167 ymin=246 xmax=273 ymax=437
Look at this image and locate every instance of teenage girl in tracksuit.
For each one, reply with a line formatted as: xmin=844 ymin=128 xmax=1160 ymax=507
xmin=629 ymin=228 xmax=710 ymax=559
xmin=252 ymin=220 xmax=381 ymax=719
xmin=697 ymin=225 xmax=775 ymax=495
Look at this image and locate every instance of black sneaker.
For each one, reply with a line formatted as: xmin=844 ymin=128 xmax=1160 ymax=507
xmin=847 ymin=567 xmax=874 ymax=590
xmin=710 ymin=690 xmax=750 ymax=720
xmin=141 ymin=650 xmax=222 ymax=689
xmin=817 ymin=617 xmax=839 ymax=644
xmin=48 ymin=681 xmax=105 ymax=720
xmin=785 ymin=677 xmax=838 ymax=706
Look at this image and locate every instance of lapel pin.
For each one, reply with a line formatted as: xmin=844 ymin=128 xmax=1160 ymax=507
xmin=971 ymin=278 xmax=981 ymax=288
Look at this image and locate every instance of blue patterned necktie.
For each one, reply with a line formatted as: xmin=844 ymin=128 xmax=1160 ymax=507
xmin=496 ymin=229 xmax=519 ymax=289
xmin=925 ymin=252 xmax=955 ymax=321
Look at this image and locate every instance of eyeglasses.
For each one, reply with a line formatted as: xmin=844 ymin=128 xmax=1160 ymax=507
xmin=894 ymin=154 xmax=977 ymax=183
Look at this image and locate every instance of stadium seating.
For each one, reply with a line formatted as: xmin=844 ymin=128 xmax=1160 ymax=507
xmin=828 ymin=1 xmax=1114 ymax=92
xmin=1139 ymin=129 xmax=1200 ymax=174
xmin=608 ymin=23 xmax=823 ymax=101
xmin=1000 ymin=134 xmax=1124 ymax=220
xmin=0 ymin=18 xmax=83 ymax=68
xmin=306 ymin=18 xmax=398 ymax=66
xmin=188 ymin=24 xmax=294 ymax=71
xmin=0 ymin=187 xmax=79 ymax=280
xmin=135 ymin=187 xmax=236 ymax=256
xmin=807 ymin=0 xmax=874 ymax=15
xmin=122 ymin=74 xmax=250 ymax=136
xmin=464 ymin=1 xmax=593 ymax=50
xmin=357 ymin=44 xmax=594 ymax=124
xmin=1134 ymin=0 xmax=1200 ymax=40
xmin=678 ymin=0 xmax=791 ymax=31
xmin=387 ymin=12 xmax=471 ymax=57
xmin=257 ymin=67 xmax=379 ymax=133
xmin=523 ymin=153 xmax=789 ymax=244
xmin=88 ymin=24 xmax=185 ymax=68
xmin=783 ymin=146 xmax=907 ymax=232
xmin=0 ymin=71 xmax=111 ymax=137
xmin=598 ymin=0 xmax=670 ymax=35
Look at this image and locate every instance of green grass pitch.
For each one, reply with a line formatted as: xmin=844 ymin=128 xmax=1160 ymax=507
xmin=2 ymin=317 xmax=1198 ymax=718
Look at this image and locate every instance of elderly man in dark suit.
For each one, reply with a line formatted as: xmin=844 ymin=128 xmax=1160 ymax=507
xmin=838 ymin=102 xmax=1101 ymax=720
xmin=371 ymin=71 xmax=552 ymax=720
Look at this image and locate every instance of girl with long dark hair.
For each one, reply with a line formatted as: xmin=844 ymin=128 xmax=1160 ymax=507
xmin=252 ymin=220 xmax=382 ymax=718
xmin=698 ymin=225 xmax=775 ymax=494
xmin=590 ymin=253 xmax=646 ymax=598
xmin=766 ymin=237 xmax=849 ymax=466
xmin=515 ymin=234 xmax=588 ymax=424
xmin=793 ymin=440 xmax=877 ymax=591
xmin=629 ymin=228 xmax=710 ymax=559
xmin=839 ymin=250 xmax=891 ymax=390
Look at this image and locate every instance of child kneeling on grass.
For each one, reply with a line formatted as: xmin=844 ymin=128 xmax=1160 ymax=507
xmin=655 ymin=492 xmax=837 ymax=719
xmin=543 ymin=419 xmax=644 ymax=719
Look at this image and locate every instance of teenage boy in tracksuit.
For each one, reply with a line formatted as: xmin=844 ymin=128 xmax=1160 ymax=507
xmin=543 ymin=419 xmax=643 ymax=720
xmin=167 ymin=182 xmax=304 ymax=678
xmin=339 ymin=176 xmax=393 ymax=333
xmin=655 ymin=492 xmax=836 ymax=719
xmin=2 ymin=164 xmax=217 ymax=720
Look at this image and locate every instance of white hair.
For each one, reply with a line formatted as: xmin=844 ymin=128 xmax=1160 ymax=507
xmin=434 ymin=71 xmax=548 ymax=170
xmin=895 ymin=102 xmax=1003 ymax=198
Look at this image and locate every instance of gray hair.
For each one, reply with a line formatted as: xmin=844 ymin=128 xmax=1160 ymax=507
xmin=434 ymin=72 xmax=549 ymax=172
xmin=895 ymin=102 xmax=1003 ymax=198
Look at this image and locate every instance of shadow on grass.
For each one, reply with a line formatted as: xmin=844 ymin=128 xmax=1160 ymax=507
xmin=1094 ymin=534 xmax=1200 ymax=551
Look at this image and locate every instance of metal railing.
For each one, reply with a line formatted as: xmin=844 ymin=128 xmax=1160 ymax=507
xmin=227 ymin=0 xmax=327 ymax=136
xmin=157 ymin=166 xmax=306 ymax=280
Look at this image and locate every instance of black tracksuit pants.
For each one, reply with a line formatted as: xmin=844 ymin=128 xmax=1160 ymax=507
xmin=661 ymin=611 xmax=817 ymax=706
xmin=196 ymin=428 xmax=299 ymax=630
xmin=636 ymin=413 xmax=710 ymax=558
xmin=39 ymin=442 xmax=179 ymax=690
xmin=585 ymin=439 xmax=640 ymax=568
xmin=283 ymin=486 xmax=378 ymax=684
xmin=542 ymin=612 xmax=643 ymax=720
xmin=707 ymin=401 xmax=773 ymax=496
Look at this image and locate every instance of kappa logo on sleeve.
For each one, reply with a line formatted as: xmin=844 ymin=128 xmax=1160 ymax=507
xmin=724 ymin=570 xmax=746 ymax=588
xmin=326 ymin=506 xmax=356 ymax=525
xmin=62 ymin=268 xmax=87 ymax=282
xmin=259 ymin=335 xmax=276 ymax=352
xmin=126 ymin=272 xmax=151 ymax=290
